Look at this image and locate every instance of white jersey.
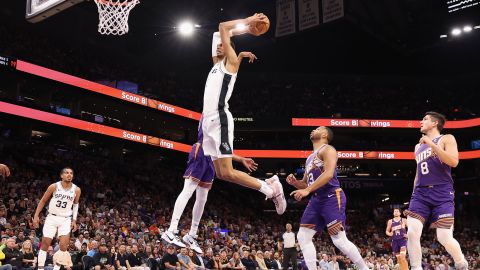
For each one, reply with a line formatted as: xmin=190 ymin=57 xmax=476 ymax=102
xmin=202 ymin=59 xmax=237 ymax=117
xmin=48 ymin=181 xmax=77 ymax=217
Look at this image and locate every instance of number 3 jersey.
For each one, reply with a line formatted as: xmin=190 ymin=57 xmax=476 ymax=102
xmin=305 ymin=144 xmax=340 ymax=195
xmin=48 ymin=181 xmax=77 ymax=217
xmin=415 ymin=135 xmax=453 ymax=188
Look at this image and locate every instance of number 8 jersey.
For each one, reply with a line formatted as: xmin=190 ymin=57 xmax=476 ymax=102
xmin=48 ymin=181 xmax=77 ymax=217
xmin=415 ymin=135 xmax=453 ymax=188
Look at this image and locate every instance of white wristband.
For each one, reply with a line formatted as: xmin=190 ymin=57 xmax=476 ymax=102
xmin=212 ymin=32 xmax=221 ymax=57
xmin=72 ymin=203 xmax=79 ymax=220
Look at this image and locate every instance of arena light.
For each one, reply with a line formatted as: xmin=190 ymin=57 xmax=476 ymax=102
xmin=475 ymin=25 xmax=480 ymax=29
xmin=178 ymin=21 xmax=195 ymax=36
xmin=440 ymin=34 xmax=448 ymax=38
xmin=463 ymin=25 xmax=473 ymax=32
xmin=451 ymin=28 xmax=462 ymax=36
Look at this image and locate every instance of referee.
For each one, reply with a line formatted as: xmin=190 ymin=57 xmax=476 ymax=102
xmin=282 ymin=223 xmax=298 ymax=270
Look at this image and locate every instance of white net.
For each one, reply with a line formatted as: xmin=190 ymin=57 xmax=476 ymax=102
xmin=94 ymin=0 xmax=139 ymax=35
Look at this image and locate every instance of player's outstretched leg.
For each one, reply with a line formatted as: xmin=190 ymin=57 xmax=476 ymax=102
xmin=297 ymin=227 xmax=318 ymax=270
xmin=330 ymin=230 xmax=369 ymax=270
xmin=183 ymin=186 xmax=209 ymax=254
xmin=406 ymin=217 xmax=424 ymax=270
xmin=396 ymin=249 xmax=409 ymax=270
xmin=436 ymin=227 xmax=468 ymax=269
xmin=162 ymin=178 xmax=199 ymax=248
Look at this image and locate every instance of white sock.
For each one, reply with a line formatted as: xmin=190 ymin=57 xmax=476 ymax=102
xmin=257 ymin=179 xmax=273 ymax=198
xmin=189 ymin=186 xmax=209 ymax=237
xmin=38 ymin=249 xmax=47 ymax=268
xmin=168 ymin=178 xmax=198 ymax=232
xmin=330 ymin=231 xmax=369 ymax=270
xmin=436 ymin=227 xmax=465 ymax=264
xmin=407 ymin=217 xmax=424 ymax=270
xmin=297 ymin=227 xmax=317 ymax=270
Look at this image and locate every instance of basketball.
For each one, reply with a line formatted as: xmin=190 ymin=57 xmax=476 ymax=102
xmin=249 ymin=16 xmax=270 ymax=36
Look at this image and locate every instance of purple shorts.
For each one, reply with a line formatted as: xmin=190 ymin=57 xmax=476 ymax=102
xmin=183 ymin=143 xmax=215 ymax=189
xmin=300 ymin=188 xmax=346 ymax=233
xmin=405 ymin=184 xmax=455 ymax=228
xmin=391 ymin=238 xmax=407 ymax=254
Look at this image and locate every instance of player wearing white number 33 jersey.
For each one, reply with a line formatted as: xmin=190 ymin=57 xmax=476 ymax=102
xmin=33 ymin=167 xmax=81 ymax=270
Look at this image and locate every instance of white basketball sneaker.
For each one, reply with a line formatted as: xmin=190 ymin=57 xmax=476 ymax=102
xmin=266 ymin=175 xmax=287 ymax=215
xmin=183 ymin=234 xmax=203 ymax=254
xmin=161 ymin=231 xmax=186 ymax=248
xmin=455 ymin=261 xmax=468 ymax=270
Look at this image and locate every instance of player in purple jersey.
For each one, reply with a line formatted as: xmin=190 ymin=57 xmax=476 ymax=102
xmin=385 ymin=208 xmax=408 ymax=270
xmin=287 ymin=127 xmax=369 ymax=270
xmin=404 ymin=112 xmax=467 ymax=270
xmin=161 ymin=118 xmax=257 ymax=254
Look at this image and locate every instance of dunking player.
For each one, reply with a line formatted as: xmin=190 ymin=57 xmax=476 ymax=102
xmin=200 ymin=13 xmax=286 ymax=214
xmin=287 ymin=127 xmax=369 ymax=270
xmin=33 ymin=167 xmax=81 ymax=270
xmin=385 ymin=208 xmax=408 ymax=270
xmin=405 ymin=112 xmax=468 ymax=270
xmin=161 ymin=119 xmax=258 ymax=254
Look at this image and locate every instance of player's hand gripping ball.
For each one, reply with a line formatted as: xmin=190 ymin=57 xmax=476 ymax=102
xmin=249 ymin=14 xmax=270 ymax=36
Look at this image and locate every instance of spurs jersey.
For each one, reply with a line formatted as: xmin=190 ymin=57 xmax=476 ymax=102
xmin=202 ymin=59 xmax=237 ymax=117
xmin=304 ymin=144 xmax=340 ymax=195
xmin=48 ymin=181 xmax=77 ymax=217
xmin=390 ymin=218 xmax=406 ymax=240
xmin=415 ymin=135 xmax=453 ymax=188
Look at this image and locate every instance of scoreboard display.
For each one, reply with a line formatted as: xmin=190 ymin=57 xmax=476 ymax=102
xmin=447 ymin=0 xmax=480 ymax=13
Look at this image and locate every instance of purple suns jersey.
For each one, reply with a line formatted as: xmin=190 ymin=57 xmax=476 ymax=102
xmin=415 ymin=135 xmax=453 ymax=187
xmin=304 ymin=144 xmax=340 ymax=195
xmin=391 ymin=218 xmax=406 ymax=240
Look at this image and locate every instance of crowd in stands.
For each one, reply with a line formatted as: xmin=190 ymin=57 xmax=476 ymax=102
xmin=0 ymin=139 xmax=479 ymax=270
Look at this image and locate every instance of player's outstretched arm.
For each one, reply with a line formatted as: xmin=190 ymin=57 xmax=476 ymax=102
xmin=232 ymin=154 xmax=258 ymax=172
xmin=238 ymin=52 xmax=258 ymax=64
xmin=219 ymin=14 xmax=266 ymax=71
xmin=33 ymin=184 xmax=56 ymax=228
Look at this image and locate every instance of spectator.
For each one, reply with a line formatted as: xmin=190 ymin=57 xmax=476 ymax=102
xmin=0 ymin=238 xmax=13 ymax=270
xmin=3 ymin=238 xmax=20 ymax=270
xmin=92 ymin=244 xmax=114 ymax=270
xmin=255 ymin=251 xmax=268 ymax=270
xmin=75 ymin=234 xmax=88 ymax=251
xmin=263 ymin=251 xmax=277 ymax=270
xmin=240 ymin=251 xmax=256 ymax=270
xmin=177 ymin=248 xmax=194 ymax=270
xmin=319 ymin=254 xmax=330 ymax=270
xmin=162 ymin=246 xmax=180 ymax=270
xmin=213 ymin=253 xmax=223 ymax=270
xmin=72 ymin=243 xmax=87 ymax=270
xmin=19 ymin=240 xmax=36 ymax=270
xmin=115 ymin=245 xmax=128 ymax=270
xmin=272 ymin=252 xmax=282 ymax=270
xmin=187 ymin=249 xmax=203 ymax=270
xmin=202 ymin=250 xmax=214 ymax=270
xmin=127 ymin=244 xmax=149 ymax=270
xmin=329 ymin=256 xmax=339 ymax=270
xmin=228 ymin=252 xmax=244 ymax=270
xmin=87 ymin=241 xmax=99 ymax=257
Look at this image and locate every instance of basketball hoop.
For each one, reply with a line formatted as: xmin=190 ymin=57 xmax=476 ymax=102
xmin=94 ymin=0 xmax=139 ymax=35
